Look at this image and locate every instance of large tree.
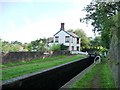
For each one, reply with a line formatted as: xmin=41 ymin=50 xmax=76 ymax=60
xmin=67 ymin=29 xmax=90 ymax=49
xmin=81 ymin=1 xmax=120 ymax=49
xmin=81 ymin=1 xmax=120 ymax=88
xmin=27 ymin=38 xmax=47 ymax=52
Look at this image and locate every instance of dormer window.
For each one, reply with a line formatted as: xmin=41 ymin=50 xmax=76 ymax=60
xmin=65 ymin=36 xmax=70 ymax=43
xmin=55 ymin=36 xmax=59 ymax=43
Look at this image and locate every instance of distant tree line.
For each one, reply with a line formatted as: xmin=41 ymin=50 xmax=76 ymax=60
xmin=0 ymin=38 xmax=47 ymax=52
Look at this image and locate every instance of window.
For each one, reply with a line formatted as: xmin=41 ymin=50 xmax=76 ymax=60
xmin=55 ymin=36 xmax=59 ymax=43
xmin=72 ymin=46 xmax=74 ymax=50
xmin=71 ymin=38 xmax=73 ymax=43
xmin=77 ymin=46 xmax=79 ymax=51
xmin=77 ymin=38 xmax=79 ymax=44
xmin=65 ymin=36 xmax=70 ymax=43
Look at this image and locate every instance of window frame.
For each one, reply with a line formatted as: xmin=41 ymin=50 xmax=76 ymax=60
xmin=55 ymin=36 xmax=59 ymax=43
xmin=77 ymin=38 xmax=79 ymax=44
xmin=65 ymin=36 xmax=70 ymax=43
xmin=77 ymin=46 xmax=79 ymax=51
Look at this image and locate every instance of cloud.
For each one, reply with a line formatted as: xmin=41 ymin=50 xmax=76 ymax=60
xmin=1 ymin=1 xmax=94 ymax=43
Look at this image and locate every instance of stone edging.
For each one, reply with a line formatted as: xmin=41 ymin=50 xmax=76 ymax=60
xmin=59 ymin=63 xmax=96 ymax=89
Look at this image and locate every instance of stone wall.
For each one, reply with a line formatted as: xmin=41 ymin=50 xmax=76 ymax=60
xmin=2 ymin=51 xmax=70 ymax=64
xmin=108 ymin=30 xmax=120 ymax=88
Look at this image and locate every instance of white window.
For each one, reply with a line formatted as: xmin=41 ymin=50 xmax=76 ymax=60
xmin=71 ymin=37 xmax=73 ymax=43
xmin=72 ymin=46 xmax=74 ymax=50
xmin=65 ymin=36 xmax=70 ymax=43
xmin=55 ymin=36 xmax=59 ymax=43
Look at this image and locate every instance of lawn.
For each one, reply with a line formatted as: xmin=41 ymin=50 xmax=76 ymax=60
xmin=2 ymin=55 xmax=85 ymax=81
xmin=71 ymin=58 xmax=116 ymax=88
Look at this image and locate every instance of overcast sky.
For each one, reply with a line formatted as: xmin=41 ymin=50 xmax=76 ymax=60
xmin=0 ymin=0 xmax=94 ymax=43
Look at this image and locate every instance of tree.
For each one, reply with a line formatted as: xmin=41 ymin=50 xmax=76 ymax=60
xmin=81 ymin=2 xmax=120 ymax=88
xmin=81 ymin=1 xmax=120 ymax=49
xmin=1 ymin=40 xmax=22 ymax=52
xmin=60 ymin=44 xmax=68 ymax=50
xmin=27 ymin=38 xmax=46 ymax=52
xmin=49 ymin=44 xmax=68 ymax=51
xmin=49 ymin=44 xmax=61 ymax=51
xmin=67 ymin=29 xmax=90 ymax=49
xmin=11 ymin=41 xmax=22 ymax=45
xmin=90 ymin=36 xmax=101 ymax=47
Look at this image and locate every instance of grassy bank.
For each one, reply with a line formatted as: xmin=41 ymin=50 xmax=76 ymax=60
xmin=2 ymin=55 xmax=67 ymax=68
xmin=71 ymin=58 xmax=116 ymax=88
xmin=2 ymin=55 xmax=85 ymax=81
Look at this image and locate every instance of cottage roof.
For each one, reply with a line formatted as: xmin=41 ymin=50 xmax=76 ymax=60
xmin=67 ymin=32 xmax=79 ymax=38
xmin=54 ymin=30 xmax=79 ymax=38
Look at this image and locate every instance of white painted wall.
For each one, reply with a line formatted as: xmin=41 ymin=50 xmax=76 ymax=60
xmin=51 ymin=30 xmax=81 ymax=51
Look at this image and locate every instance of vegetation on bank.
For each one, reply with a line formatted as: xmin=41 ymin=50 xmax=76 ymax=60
xmin=2 ymin=55 xmax=85 ymax=81
xmin=71 ymin=58 xmax=116 ymax=88
xmin=2 ymin=55 xmax=66 ymax=68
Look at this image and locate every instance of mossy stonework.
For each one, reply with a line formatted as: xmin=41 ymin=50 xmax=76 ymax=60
xmin=108 ymin=27 xmax=120 ymax=88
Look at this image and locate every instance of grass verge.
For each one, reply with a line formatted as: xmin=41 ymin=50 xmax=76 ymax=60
xmin=71 ymin=58 xmax=116 ymax=88
xmin=100 ymin=60 xmax=116 ymax=88
xmin=2 ymin=55 xmax=67 ymax=68
xmin=2 ymin=55 xmax=85 ymax=81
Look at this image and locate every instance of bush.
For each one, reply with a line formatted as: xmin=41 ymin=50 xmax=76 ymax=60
xmin=60 ymin=44 xmax=68 ymax=50
xmin=49 ymin=44 xmax=61 ymax=51
xmin=49 ymin=44 xmax=68 ymax=51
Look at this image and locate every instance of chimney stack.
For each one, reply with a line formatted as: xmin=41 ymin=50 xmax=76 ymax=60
xmin=60 ymin=23 xmax=64 ymax=30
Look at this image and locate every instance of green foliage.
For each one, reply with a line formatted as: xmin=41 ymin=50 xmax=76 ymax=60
xmin=2 ymin=40 xmax=22 ymax=52
xmin=49 ymin=44 xmax=68 ymax=51
xmin=67 ymin=29 xmax=90 ymax=49
xmin=1 ymin=38 xmax=48 ymax=52
xmin=11 ymin=41 xmax=22 ymax=45
xmin=27 ymin=39 xmax=46 ymax=52
xmin=60 ymin=44 xmax=68 ymax=50
xmin=75 ymin=29 xmax=90 ymax=48
xmin=82 ymin=36 xmax=107 ymax=54
xmin=49 ymin=44 xmax=61 ymax=51
xmin=90 ymin=36 xmax=101 ymax=47
xmin=81 ymin=1 xmax=120 ymax=49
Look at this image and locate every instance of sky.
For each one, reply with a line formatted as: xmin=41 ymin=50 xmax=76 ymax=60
xmin=0 ymin=0 xmax=94 ymax=43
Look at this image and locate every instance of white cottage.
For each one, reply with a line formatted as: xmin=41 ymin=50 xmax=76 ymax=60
xmin=49 ymin=23 xmax=81 ymax=51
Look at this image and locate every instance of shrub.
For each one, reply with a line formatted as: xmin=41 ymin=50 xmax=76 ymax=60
xmin=49 ymin=44 xmax=61 ymax=51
